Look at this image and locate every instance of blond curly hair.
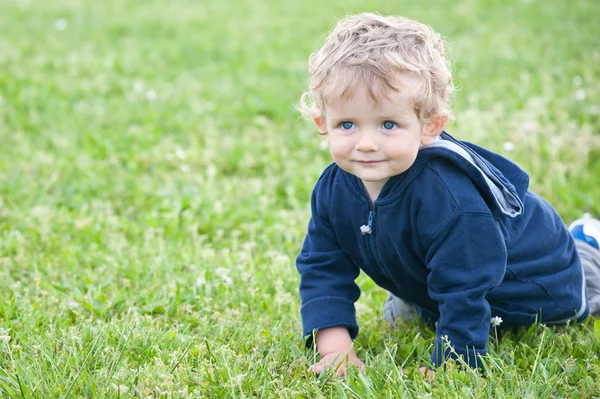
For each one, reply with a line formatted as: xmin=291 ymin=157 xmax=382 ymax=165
xmin=298 ymin=13 xmax=454 ymax=125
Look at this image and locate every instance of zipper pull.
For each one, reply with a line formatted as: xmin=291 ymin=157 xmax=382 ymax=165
xmin=360 ymin=211 xmax=374 ymax=235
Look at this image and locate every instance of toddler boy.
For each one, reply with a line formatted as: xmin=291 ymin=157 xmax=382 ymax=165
xmin=295 ymin=13 xmax=600 ymax=374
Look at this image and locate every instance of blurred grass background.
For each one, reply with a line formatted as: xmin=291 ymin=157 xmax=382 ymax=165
xmin=0 ymin=0 xmax=599 ymax=397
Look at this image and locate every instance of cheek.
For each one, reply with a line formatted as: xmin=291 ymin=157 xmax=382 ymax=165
xmin=327 ymin=136 xmax=352 ymax=156
xmin=387 ymin=140 xmax=420 ymax=161
xmin=329 ymin=145 xmax=345 ymax=160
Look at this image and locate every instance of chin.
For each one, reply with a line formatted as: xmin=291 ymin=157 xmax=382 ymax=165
xmin=359 ymin=175 xmax=389 ymax=183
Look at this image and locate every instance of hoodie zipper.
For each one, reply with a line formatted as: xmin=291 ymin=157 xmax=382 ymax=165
xmin=361 ymin=204 xmax=395 ymax=287
xmin=360 ymin=210 xmax=375 ymax=235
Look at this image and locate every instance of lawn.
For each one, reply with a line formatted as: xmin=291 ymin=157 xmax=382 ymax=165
xmin=0 ymin=0 xmax=599 ymax=397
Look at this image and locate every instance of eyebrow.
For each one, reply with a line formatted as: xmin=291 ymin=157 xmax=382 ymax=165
xmin=378 ymin=116 xmax=408 ymax=123
xmin=327 ymin=117 xmax=350 ymax=125
xmin=328 ymin=116 xmax=409 ymax=125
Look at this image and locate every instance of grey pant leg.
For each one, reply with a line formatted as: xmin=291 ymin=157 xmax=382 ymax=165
xmin=383 ymin=292 xmax=417 ymax=324
xmin=384 ymin=241 xmax=600 ymax=322
xmin=576 ymin=240 xmax=600 ymax=315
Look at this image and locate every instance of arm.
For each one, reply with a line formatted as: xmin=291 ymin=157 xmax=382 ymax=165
xmin=424 ymin=213 xmax=506 ymax=369
xmin=296 ymin=187 xmax=361 ymax=342
xmin=296 ymin=183 xmax=363 ymax=374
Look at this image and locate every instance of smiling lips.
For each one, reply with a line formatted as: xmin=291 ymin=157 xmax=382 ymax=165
xmin=356 ymin=160 xmax=385 ymax=164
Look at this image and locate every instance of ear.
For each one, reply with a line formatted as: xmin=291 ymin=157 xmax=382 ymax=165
xmin=421 ymin=115 xmax=447 ymax=146
xmin=314 ymin=117 xmax=327 ymax=134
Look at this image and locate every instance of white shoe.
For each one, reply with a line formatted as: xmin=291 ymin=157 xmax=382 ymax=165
xmin=569 ymin=213 xmax=600 ymax=250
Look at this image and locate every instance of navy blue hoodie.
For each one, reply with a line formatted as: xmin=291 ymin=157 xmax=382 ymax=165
xmin=296 ymin=132 xmax=589 ymax=368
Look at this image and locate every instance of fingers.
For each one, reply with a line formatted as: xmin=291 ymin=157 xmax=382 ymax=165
xmin=418 ymin=366 xmax=436 ymax=381
xmin=308 ymin=360 xmax=365 ymax=377
xmin=308 ymin=362 xmax=324 ymax=375
xmin=317 ymin=363 xmax=327 ymax=375
xmin=309 ymin=361 xmax=331 ymax=375
xmin=308 ymin=360 xmax=343 ymax=376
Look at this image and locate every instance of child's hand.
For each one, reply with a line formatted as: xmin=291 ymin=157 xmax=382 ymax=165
xmin=308 ymin=351 xmax=365 ymax=377
xmin=418 ymin=366 xmax=436 ymax=380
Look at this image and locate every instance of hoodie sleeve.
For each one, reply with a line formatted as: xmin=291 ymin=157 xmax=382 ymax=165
xmin=424 ymin=212 xmax=506 ymax=369
xmin=296 ymin=183 xmax=361 ymax=344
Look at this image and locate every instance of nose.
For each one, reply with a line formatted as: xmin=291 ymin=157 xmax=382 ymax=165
xmin=354 ymin=129 xmax=379 ymax=152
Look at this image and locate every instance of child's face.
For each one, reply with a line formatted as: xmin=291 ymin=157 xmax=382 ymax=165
xmin=321 ymin=83 xmax=429 ymax=193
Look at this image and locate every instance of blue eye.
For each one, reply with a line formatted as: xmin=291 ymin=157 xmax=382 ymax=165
xmin=341 ymin=121 xmax=355 ymax=130
xmin=382 ymin=121 xmax=397 ymax=130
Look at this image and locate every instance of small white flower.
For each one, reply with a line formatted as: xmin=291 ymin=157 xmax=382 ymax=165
xmin=503 ymin=141 xmax=515 ymax=152
xmin=216 ymin=268 xmax=233 ymax=285
xmin=491 ymin=316 xmax=503 ymax=327
xmin=174 ymin=146 xmax=186 ymax=160
xmin=318 ymin=140 xmax=328 ymax=150
xmin=573 ymin=89 xmax=586 ymax=101
xmin=206 ymin=164 xmax=217 ymax=178
xmin=67 ymin=300 xmax=80 ymax=309
xmin=360 ymin=225 xmax=372 ymax=235
xmin=146 ymin=90 xmax=157 ymax=101
xmin=55 ymin=19 xmax=68 ymax=31
xmin=133 ymin=81 xmax=145 ymax=94
xmin=522 ymin=122 xmax=537 ymax=133
xmin=0 ymin=328 xmax=11 ymax=343
xmin=222 ymin=276 xmax=233 ymax=285
xmin=112 ymin=384 xmax=129 ymax=394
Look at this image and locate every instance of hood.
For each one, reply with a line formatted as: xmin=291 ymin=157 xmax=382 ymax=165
xmin=420 ymin=132 xmax=529 ymax=218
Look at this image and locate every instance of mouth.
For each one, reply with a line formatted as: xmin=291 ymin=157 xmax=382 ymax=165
xmin=356 ymin=160 xmax=385 ymax=164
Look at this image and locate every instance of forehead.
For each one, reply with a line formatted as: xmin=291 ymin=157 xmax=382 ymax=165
xmin=322 ymin=70 xmax=419 ymax=116
xmin=325 ymin=84 xmax=414 ymax=117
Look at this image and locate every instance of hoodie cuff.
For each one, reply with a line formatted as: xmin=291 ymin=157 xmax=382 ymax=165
xmin=301 ymin=296 xmax=358 ymax=347
xmin=430 ymin=337 xmax=487 ymax=369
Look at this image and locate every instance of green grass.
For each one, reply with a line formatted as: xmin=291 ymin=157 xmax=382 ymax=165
xmin=0 ymin=0 xmax=599 ymax=397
